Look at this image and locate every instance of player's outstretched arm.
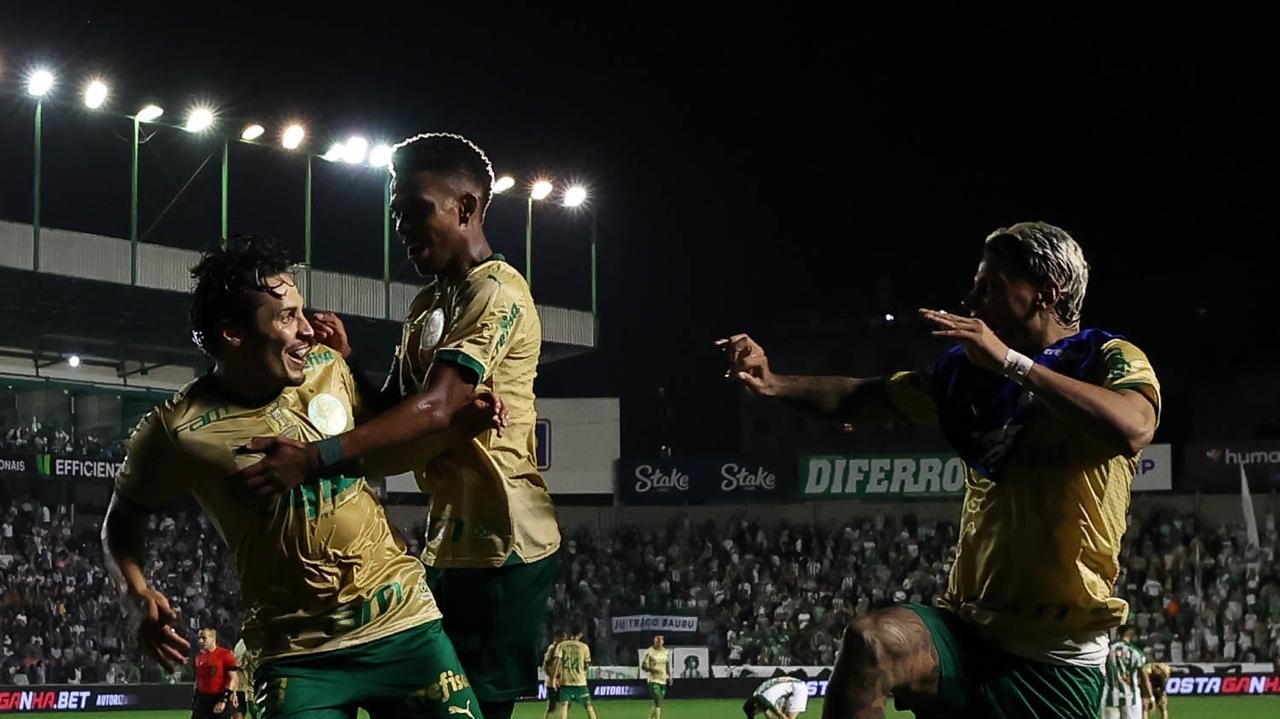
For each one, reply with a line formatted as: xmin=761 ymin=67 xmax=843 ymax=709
xmin=232 ymin=362 xmax=507 ymax=497
xmin=102 ymin=492 xmax=190 ymax=671
xmin=714 ymin=334 xmax=895 ymax=423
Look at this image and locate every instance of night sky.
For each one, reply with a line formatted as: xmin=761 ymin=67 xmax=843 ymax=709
xmin=1 ymin=8 xmax=1274 ymax=454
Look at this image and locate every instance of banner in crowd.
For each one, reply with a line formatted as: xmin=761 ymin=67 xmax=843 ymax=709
xmin=610 ymin=614 xmax=699 ymax=634
xmin=800 ymin=453 xmax=966 ymax=499
xmin=0 ymin=452 xmax=33 ymax=478
xmin=616 ymin=457 xmax=794 ymax=505
xmin=1133 ymin=443 xmax=1172 ymax=491
xmin=0 ymin=684 xmax=191 ymax=713
xmin=1182 ymin=441 xmax=1280 ymax=492
xmin=29 ymin=455 xmax=125 ymax=480
xmin=384 ymin=398 xmax=620 ymax=495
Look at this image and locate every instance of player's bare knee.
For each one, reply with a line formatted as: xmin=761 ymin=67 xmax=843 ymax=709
xmin=840 ymin=608 xmax=935 ymax=691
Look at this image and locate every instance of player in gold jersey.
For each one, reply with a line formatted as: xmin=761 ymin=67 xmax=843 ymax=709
xmin=543 ymin=631 xmax=566 ymax=719
xmin=553 ymin=630 xmax=598 ymax=719
xmin=231 ymin=134 xmax=561 ymax=719
xmin=103 ymin=237 xmax=497 ymax=719
xmin=640 ymin=635 xmax=671 ymax=719
xmin=719 ymin=222 xmax=1160 ymax=719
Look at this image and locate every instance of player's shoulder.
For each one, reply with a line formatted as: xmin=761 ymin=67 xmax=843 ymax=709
xmin=1101 ymin=337 xmax=1152 ymax=362
xmin=463 ymin=257 xmax=528 ymax=298
xmin=138 ymin=376 xmax=218 ymax=443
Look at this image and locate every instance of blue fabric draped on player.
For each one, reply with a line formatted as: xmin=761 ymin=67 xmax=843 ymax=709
xmin=931 ymin=328 xmax=1120 ymax=480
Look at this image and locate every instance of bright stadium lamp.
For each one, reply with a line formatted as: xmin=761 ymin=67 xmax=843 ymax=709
xmin=241 ymin=124 xmax=265 ymax=141
xmin=136 ymin=104 xmax=164 ymax=122
xmin=493 ymin=175 xmax=515 ymax=194
xmin=342 ymin=136 xmax=369 ymax=164
xmin=323 ymin=143 xmax=345 ymax=162
xmin=83 ymin=79 xmax=109 ymax=109
xmin=28 ymin=69 xmax=54 ymax=97
xmin=282 ymin=124 xmax=305 ymax=150
xmin=185 ymin=107 xmax=215 ymax=133
xmin=530 ymin=180 xmax=553 ymax=201
xmin=563 ymin=185 xmax=588 ymax=208
xmin=368 ymin=144 xmax=393 ymax=168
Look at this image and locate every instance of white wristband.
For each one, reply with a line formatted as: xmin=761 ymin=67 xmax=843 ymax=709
xmin=1002 ymin=348 xmax=1034 ymax=384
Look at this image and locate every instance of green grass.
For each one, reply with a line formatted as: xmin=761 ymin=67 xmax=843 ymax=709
xmin=36 ymin=696 xmax=1280 ymax=719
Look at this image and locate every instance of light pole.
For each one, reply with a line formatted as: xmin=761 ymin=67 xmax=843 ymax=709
xmin=130 ymin=105 xmax=164 ymax=284
xmin=526 ymin=180 xmax=554 ymax=289
xmin=28 ymin=69 xmax=54 ymax=271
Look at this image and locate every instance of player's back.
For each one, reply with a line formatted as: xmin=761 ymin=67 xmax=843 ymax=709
xmin=115 ymin=349 xmax=439 ymax=662
xmin=556 ymin=640 xmax=591 ymax=687
xmin=755 ymin=677 xmax=803 ymax=706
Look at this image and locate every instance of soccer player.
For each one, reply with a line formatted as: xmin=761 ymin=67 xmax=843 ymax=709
xmin=193 ymin=627 xmax=237 ymax=719
xmin=742 ymin=677 xmax=809 ymax=719
xmin=640 ymin=635 xmax=671 ymax=719
xmin=543 ymin=631 xmax=566 ymax=719
xmin=719 ymin=222 xmax=1160 ymax=719
xmin=103 ymin=236 xmax=497 ymax=719
xmin=1103 ymin=625 xmax=1152 ymax=719
xmin=1142 ymin=661 xmax=1171 ymax=719
xmin=554 ymin=629 xmax=598 ymax=719
xmin=231 ymin=638 xmax=257 ymax=719
xmin=232 ymin=133 xmax=561 ymax=719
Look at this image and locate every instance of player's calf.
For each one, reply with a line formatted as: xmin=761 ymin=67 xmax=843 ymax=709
xmin=823 ymin=606 xmax=942 ymax=719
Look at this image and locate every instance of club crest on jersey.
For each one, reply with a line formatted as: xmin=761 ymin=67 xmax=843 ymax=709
xmin=307 ymin=393 xmax=348 ymax=436
xmin=419 ymin=308 xmax=446 ymax=352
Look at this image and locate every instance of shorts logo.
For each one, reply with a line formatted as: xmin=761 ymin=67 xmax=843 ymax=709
xmin=448 ymin=700 xmax=477 ymax=719
xmin=307 ymin=393 xmax=348 ymax=436
xmin=413 ymin=670 xmax=471 ymax=705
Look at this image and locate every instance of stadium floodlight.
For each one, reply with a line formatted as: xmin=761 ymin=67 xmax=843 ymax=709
xmin=531 ymin=180 xmax=554 ymax=201
xmin=67 ymin=355 xmax=80 ymax=368
xmin=241 ymin=124 xmax=265 ymax=141
xmin=323 ymin=143 xmax=345 ymax=162
xmin=83 ymin=79 xmax=108 ymax=109
xmin=185 ymin=107 xmax=215 ymax=133
xmin=136 ymin=104 xmax=164 ymax=122
xmin=342 ymin=136 xmax=369 ymax=164
xmin=563 ymin=185 xmax=588 ymax=208
xmin=282 ymin=124 xmax=305 ymax=150
xmin=884 ymin=313 xmax=896 ymax=323
xmin=28 ymin=69 xmax=54 ymax=97
xmin=493 ymin=175 xmax=515 ymax=194
xmin=368 ymin=144 xmax=393 ymax=168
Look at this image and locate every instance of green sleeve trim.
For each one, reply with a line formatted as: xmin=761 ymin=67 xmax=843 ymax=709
xmin=1109 ymin=381 xmax=1155 ymax=392
xmin=435 ymin=349 xmax=486 ymax=385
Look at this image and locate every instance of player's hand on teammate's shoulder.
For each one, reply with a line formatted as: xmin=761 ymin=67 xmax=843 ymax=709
xmin=918 ymin=308 xmax=1009 ymax=374
xmin=453 ymin=391 xmax=509 ymax=439
xmin=231 ymin=435 xmax=319 ymax=500
xmin=308 ymin=311 xmax=352 ymax=358
xmin=129 ymin=586 xmax=189 ymax=672
xmin=715 ymin=333 xmax=778 ymax=397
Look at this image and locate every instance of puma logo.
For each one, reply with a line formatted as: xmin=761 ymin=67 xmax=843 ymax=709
xmin=448 ymin=700 xmax=476 ymax=719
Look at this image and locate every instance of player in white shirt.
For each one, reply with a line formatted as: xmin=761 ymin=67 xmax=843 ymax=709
xmin=742 ymin=677 xmax=809 ymax=719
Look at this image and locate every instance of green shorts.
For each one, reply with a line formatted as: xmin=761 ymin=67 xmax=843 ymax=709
xmin=904 ymin=604 xmax=1103 ymax=719
xmin=556 ymin=686 xmax=591 ymax=706
xmin=648 ymin=683 xmax=667 ymax=705
xmin=253 ymin=620 xmax=481 ymax=719
xmin=426 ymin=553 xmax=559 ymax=703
